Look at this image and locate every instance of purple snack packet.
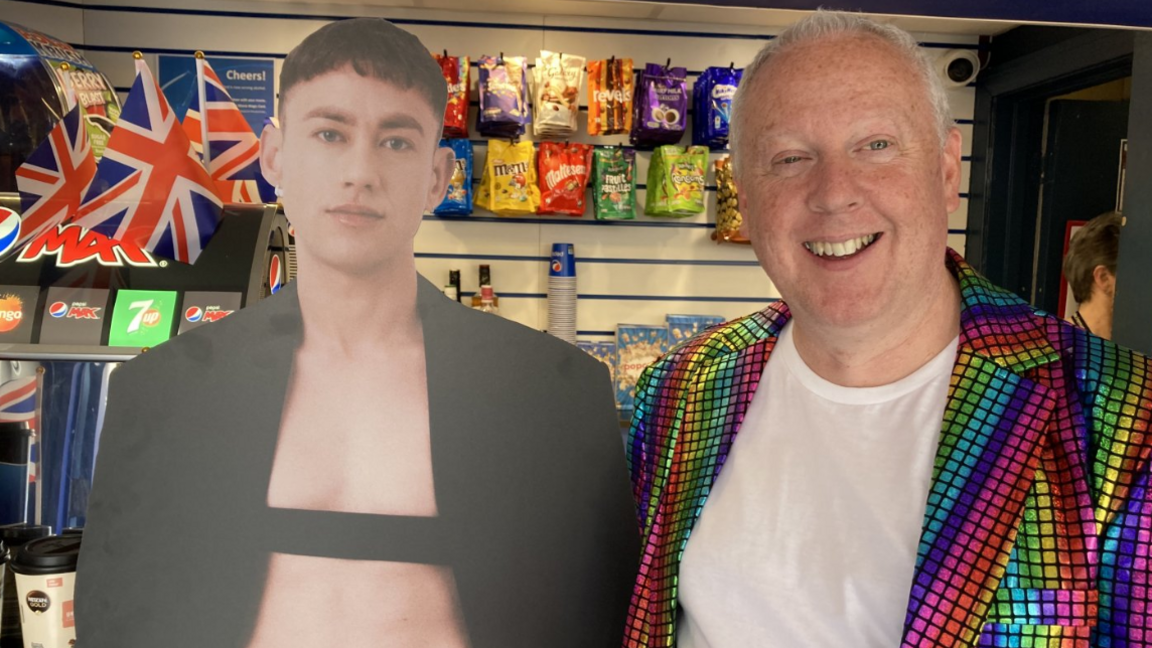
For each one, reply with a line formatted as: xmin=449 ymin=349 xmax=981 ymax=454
xmin=630 ymin=63 xmax=687 ymax=149
xmin=477 ymin=55 xmax=530 ymax=138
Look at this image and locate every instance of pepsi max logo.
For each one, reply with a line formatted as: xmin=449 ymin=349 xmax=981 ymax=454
xmin=185 ymin=306 xmax=203 ymax=322
xmin=50 ymin=301 xmax=68 ymax=318
xmin=269 ymin=255 xmax=282 ymax=295
xmin=0 ymin=207 xmax=21 ymax=258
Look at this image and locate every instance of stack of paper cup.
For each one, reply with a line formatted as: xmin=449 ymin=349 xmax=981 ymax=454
xmin=548 ymin=243 xmax=577 ymax=343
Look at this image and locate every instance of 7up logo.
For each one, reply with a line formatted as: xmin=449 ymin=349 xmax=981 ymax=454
xmin=126 ymin=300 xmax=162 ymax=333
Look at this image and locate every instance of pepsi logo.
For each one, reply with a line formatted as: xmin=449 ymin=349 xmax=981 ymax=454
xmin=185 ymin=306 xmax=203 ymax=322
xmin=0 ymin=207 xmax=21 ymax=259
xmin=269 ymin=255 xmax=282 ymax=295
xmin=141 ymin=308 xmax=161 ymax=328
xmin=49 ymin=301 xmax=68 ymax=318
xmin=551 ymin=261 xmax=562 ymax=273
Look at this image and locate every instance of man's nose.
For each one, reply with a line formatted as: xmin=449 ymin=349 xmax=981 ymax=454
xmin=806 ymin=155 xmax=863 ymax=215
xmin=341 ymin=138 xmax=380 ymax=189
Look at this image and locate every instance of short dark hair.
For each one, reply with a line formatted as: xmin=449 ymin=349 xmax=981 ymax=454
xmin=1063 ymin=211 xmax=1122 ymax=303
xmin=278 ymin=18 xmax=447 ymax=126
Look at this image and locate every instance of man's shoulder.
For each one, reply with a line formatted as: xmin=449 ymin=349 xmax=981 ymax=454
xmin=112 ymin=287 xmax=297 ymax=389
xmin=647 ymin=302 xmax=789 ymax=377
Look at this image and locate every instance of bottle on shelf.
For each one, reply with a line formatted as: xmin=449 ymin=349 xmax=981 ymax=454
xmin=448 ymin=269 xmax=462 ymax=302
xmin=471 ymin=264 xmax=499 ymax=309
xmin=477 ymin=285 xmax=499 ymax=315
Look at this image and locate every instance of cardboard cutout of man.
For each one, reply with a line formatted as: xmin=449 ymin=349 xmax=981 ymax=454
xmin=75 ymin=19 xmax=638 ymax=647
xmin=622 ymin=10 xmax=1152 ymax=648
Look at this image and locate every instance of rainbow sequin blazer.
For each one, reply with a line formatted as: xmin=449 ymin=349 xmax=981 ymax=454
xmin=624 ymin=250 xmax=1152 ymax=647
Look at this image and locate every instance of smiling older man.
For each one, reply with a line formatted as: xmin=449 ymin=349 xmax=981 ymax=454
xmin=622 ymin=10 xmax=1152 ymax=648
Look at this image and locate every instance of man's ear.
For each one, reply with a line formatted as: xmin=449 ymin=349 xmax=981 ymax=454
xmin=424 ymin=145 xmax=455 ymax=213
xmin=1094 ymin=264 xmax=1117 ymax=299
xmin=260 ymin=122 xmax=284 ymax=190
xmin=941 ymin=127 xmax=963 ymax=214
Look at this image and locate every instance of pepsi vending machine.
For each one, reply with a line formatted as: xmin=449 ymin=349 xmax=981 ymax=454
xmin=0 ymin=193 xmax=293 ymax=533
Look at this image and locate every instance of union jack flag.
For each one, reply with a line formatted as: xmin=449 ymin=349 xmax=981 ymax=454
xmin=14 ymin=105 xmax=98 ymax=252
xmin=182 ymin=57 xmax=276 ymax=203
xmin=0 ymin=376 xmax=37 ymax=424
xmin=73 ymin=57 xmax=222 ymax=265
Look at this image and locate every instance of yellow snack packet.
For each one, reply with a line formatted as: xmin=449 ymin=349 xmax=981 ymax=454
xmin=480 ymin=140 xmax=540 ymax=216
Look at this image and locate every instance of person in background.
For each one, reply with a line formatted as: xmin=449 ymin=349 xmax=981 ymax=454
xmin=621 ymin=10 xmax=1152 ymax=648
xmin=1063 ymin=211 xmax=1122 ymax=339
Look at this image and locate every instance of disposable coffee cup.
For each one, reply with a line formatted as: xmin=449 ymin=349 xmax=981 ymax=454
xmin=0 ymin=524 xmax=50 ymax=648
xmin=11 ymin=536 xmax=81 ymax=648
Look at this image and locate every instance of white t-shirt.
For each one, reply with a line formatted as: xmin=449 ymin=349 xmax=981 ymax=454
xmin=677 ymin=321 xmax=958 ymax=648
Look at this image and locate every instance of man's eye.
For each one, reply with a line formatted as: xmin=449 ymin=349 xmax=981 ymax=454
xmin=317 ymin=130 xmax=342 ymax=143
xmin=382 ymin=138 xmax=413 ymax=151
xmin=779 ymin=155 xmax=803 ymax=164
xmin=868 ymin=140 xmax=891 ymax=151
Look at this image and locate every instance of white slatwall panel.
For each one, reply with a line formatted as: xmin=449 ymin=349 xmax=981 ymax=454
xmin=6 ymin=0 xmax=979 ymax=337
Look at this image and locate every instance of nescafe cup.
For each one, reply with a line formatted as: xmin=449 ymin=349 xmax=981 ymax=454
xmin=10 ymin=536 xmax=81 ymax=648
xmin=0 ymin=523 xmax=50 ymax=648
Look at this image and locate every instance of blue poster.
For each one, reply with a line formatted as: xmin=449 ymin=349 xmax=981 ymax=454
xmin=158 ymin=55 xmax=274 ymax=135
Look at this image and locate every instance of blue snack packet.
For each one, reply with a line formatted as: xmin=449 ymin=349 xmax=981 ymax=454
xmin=434 ymin=139 xmax=473 ymax=215
xmin=692 ymin=66 xmax=742 ymax=149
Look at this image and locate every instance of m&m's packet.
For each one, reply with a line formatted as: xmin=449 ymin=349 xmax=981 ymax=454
xmin=475 ymin=139 xmax=540 ymax=216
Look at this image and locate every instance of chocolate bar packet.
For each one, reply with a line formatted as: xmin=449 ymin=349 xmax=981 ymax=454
xmin=434 ymin=53 xmax=470 ymax=139
xmin=533 ymin=51 xmax=585 ymax=139
xmin=434 ymin=139 xmax=473 ymax=215
xmin=630 ymin=63 xmax=687 ymax=149
xmin=587 ymin=58 xmax=634 ymax=136
xmin=477 ymin=55 xmax=530 ymax=138
xmin=476 ymin=139 xmax=539 ymax=216
xmin=593 ymin=147 xmax=636 ymax=220
xmin=692 ymin=66 xmax=742 ymax=149
xmin=538 ymin=142 xmax=593 ymax=216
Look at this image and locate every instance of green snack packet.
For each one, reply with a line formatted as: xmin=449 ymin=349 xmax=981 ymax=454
xmin=644 ymin=146 xmax=669 ymax=216
xmin=593 ymin=147 xmax=637 ymax=220
xmin=648 ymin=145 xmax=707 ymax=217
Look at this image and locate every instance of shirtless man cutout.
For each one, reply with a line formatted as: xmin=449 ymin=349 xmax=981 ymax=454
xmin=248 ymin=19 xmax=464 ymax=647
xmin=75 ymin=19 xmax=637 ymax=648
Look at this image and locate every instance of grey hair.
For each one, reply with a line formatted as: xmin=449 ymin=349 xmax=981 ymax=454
xmin=729 ymin=9 xmax=954 ymax=175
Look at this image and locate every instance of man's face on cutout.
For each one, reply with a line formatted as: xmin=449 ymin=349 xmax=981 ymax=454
xmin=261 ymin=65 xmax=453 ymax=276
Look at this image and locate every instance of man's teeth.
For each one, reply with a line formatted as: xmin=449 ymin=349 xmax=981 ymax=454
xmin=804 ymin=234 xmax=877 ymax=258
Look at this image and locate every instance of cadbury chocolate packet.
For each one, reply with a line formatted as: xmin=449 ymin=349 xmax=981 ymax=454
xmin=645 ymin=145 xmax=707 ymax=217
xmin=592 ymin=147 xmax=636 ymax=220
xmin=434 ymin=139 xmax=473 ymax=216
xmin=476 ymin=139 xmax=540 ymax=216
xmin=537 ymin=142 xmax=593 ymax=216
xmin=692 ymin=66 xmax=742 ymax=149
xmin=630 ymin=63 xmax=688 ymax=149
xmin=587 ymin=58 xmax=633 ymax=136
xmin=477 ymin=55 xmax=530 ymax=138
xmin=434 ymin=53 xmax=470 ymax=138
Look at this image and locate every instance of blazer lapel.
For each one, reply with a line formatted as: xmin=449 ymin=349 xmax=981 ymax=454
xmin=901 ymin=251 xmax=1064 ymax=647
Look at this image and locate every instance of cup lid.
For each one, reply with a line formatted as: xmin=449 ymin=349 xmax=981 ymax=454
xmin=0 ymin=522 xmax=51 ymax=548
xmin=11 ymin=535 xmax=82 ymax=575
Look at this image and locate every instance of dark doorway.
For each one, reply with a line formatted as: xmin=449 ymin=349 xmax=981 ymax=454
xmin=1033 ymin=98 xmax=1128 ymax=314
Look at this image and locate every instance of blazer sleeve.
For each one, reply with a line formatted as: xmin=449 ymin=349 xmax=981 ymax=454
xmin=1090 ymin=350 xmax=1152 ymax=645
